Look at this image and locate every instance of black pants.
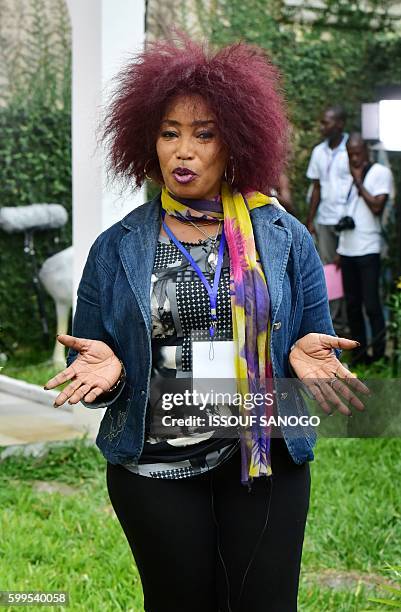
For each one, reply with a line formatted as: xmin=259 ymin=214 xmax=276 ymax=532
xmin=106 ymin=438 xmax=311 ymax=612
xmin=340 ymin=254 xmax=386 ymax=360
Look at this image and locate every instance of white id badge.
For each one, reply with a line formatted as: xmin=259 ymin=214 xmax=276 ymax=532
xmin=191 ymin=331 xmax=237 ymax=405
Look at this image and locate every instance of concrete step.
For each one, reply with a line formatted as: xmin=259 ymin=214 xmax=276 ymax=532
xmin=0 ymin=386 xmax=103 ymax=447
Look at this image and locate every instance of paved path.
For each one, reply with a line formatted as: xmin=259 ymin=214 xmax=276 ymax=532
xmin=0 ymin=390 xmax=102 ymax=446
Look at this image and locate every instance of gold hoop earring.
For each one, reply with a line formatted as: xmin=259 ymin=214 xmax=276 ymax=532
xmin=224 ymin=158 xmax=235 ymax=186
xmin=144 ymin=160 xmax=152 ymax=181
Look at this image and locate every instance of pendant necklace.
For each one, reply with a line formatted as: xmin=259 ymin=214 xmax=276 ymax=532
xmin=186 ymin=218 xmax=222 ymax=271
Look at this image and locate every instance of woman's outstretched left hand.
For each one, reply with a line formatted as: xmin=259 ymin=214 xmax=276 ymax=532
xmin=289 ymin=333 xmax=370 ymax=416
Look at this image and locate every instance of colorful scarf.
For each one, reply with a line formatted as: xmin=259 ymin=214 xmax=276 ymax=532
xmin=161 ymin=182 xmax=275 ymax=487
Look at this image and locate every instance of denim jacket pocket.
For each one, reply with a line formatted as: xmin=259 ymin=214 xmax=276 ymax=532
xmin=97 ymin=384 xmax=131 ymax=448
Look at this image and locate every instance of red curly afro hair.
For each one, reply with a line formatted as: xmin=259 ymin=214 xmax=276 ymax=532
xmin=102 ymin=35 xmax=289 ymax=193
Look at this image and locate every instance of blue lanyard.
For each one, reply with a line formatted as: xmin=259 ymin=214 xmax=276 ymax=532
xmin=161 ymin=210 xmax=226 ymax=339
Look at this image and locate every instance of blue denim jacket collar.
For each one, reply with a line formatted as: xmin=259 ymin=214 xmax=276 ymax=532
xmin=119 ymin=194 xmax=292 ymax=327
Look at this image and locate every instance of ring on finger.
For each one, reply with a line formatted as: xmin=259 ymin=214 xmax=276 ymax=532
xmin=328 ymin=377 xmax=337 ymax=389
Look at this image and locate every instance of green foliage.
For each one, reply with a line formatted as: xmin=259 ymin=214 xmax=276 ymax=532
xmin=175 ymin=0 xmax=401 ymax=275
xmin=0 ymin=0 xmax=71 ymax=110
xmin=387 ymin=277 xmax=401 ymax=375
xmin=0 ymin=107 xmax=71 ymax=207
xmin=0 ymin=105 xmax=72 ymax=354
xmin=0 ymin=0 xmax=72 ymax=355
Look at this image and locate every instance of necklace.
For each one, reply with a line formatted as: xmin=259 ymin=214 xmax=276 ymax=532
xmin=186 ymin=218 xmax=222 ymax=271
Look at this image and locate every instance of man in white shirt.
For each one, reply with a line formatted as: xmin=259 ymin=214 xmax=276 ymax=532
xmin=337 ymin=133 xmax=393 ymax=364
xmin=306 ymin=106 xmax=350 ymax=331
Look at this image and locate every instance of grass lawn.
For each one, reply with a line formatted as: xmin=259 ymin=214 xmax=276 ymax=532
xmin=0 ymin=348 xmax=62 ymax=388
xmin=1 ymin=436 xmax=400 ymax=611
xmin=1 ymin=349 xmax=400 ymax=609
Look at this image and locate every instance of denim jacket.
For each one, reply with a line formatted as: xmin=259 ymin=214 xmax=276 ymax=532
xmin=66 ymin=194 xmax=337 ymax=466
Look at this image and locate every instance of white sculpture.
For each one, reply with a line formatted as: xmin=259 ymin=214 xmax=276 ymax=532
xmin=39 ymin=247 xmax=73 ymax=367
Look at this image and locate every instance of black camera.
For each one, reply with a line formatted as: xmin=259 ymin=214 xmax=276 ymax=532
xmin=335 ymin=216 xmax=355 ymax=232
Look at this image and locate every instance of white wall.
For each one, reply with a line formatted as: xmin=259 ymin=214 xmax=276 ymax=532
xmin=65 ymin=0 xmax=146 ymax=307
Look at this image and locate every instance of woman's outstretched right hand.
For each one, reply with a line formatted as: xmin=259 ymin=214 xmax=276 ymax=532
xmin=44 ymin=334 xmax=123 ymax=407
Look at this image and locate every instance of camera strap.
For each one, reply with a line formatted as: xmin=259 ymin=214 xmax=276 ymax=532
xmin=346 ymin=184 xmax=359 ymax=219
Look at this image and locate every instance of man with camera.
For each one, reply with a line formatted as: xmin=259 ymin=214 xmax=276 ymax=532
xmin=306 ymin=106 xmax=350 ymax=332
xmin=337 ymin=133 xmax=393 ymax=364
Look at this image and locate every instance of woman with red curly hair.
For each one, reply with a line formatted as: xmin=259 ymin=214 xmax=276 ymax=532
xmin=46 ymin=37 xmax=366 ymax=611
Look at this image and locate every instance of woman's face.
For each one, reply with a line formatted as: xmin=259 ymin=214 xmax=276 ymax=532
xmin=156 ymin=94 xmax=228 ymax=200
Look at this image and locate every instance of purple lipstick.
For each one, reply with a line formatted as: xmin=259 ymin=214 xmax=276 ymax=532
xmin=172 ymin=166 xmax=198 ymax=185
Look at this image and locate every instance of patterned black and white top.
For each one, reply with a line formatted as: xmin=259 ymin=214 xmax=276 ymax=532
xmin=122 ymin=233 xmax=240 ymax=479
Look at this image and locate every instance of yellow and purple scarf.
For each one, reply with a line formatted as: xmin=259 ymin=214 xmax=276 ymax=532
xmin=161 ymin=182 xmax=275 ymax=486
